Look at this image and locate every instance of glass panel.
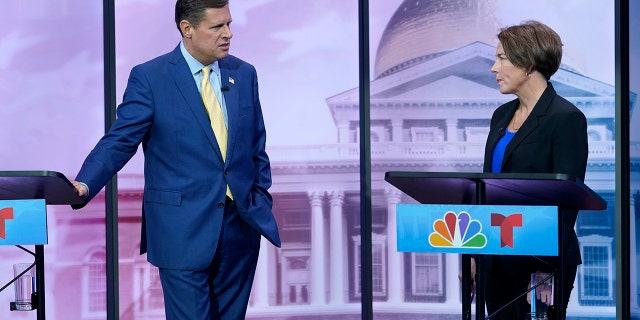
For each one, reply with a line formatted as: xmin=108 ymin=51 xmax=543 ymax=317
xmin=114 ymin=1 xmax=359 ymax=318
xmin=630 ymin=0 xmax=640 ymax=318
xmin=0 ymin=1 xmax=105 ymax=319
xmin=370 ymin=0 xmax=615 ymax=318
xmin=113 ymin=1 xmax=170 ymax=318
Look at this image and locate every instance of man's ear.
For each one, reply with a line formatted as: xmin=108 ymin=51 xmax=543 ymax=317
xmin=180 ymin=20 xmax=192 ymax=39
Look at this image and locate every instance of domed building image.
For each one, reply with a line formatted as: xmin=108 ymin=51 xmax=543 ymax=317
xmin=5 ymin=1 xmax=630 ymax=319
xmin=263 ymin=0 xmax=623 ymax=318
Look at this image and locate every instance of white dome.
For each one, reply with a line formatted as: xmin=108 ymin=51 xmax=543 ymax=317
xmin=374 ymin=0 xmax=499 ymax=79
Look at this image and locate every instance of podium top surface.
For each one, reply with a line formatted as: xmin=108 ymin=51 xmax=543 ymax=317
xmin=0 ymin=170 xmax=84 ymax=205
xmin=385 ymin=171 xmax=607 ymax=211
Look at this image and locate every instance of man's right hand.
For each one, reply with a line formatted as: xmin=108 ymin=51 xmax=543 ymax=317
xmin=70 ymin=180 xmax=88 ymax=198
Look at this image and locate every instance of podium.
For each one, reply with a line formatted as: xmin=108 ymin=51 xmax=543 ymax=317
xmin=0 ymin=171 xmax=83 ymax=320
xmin=385 ymin=171 xmax=607 ymax=320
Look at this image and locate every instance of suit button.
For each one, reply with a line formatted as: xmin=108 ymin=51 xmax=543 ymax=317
xmin=218 ymin=202 xmax=225 ymax=208
xmin=224 ymin=170 xmax=229 ymax=175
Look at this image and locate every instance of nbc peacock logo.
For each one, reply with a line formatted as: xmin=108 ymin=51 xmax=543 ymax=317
xmin=429 ymin=211 xmax=487 ymax=248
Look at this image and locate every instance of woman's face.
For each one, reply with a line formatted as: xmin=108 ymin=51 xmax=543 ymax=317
xmin=490 ymin=42 xmax=528 ymax=95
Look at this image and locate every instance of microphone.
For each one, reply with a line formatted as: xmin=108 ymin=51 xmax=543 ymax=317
xmin=221 ymin=86 xmax=229 ymax=92
xmin=498 ymin=127 xmax=505 ymax=137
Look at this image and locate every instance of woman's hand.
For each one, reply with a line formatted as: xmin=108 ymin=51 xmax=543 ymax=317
xmin=527 ymin=272 xmax=553 ymax=305
xmin=458 ymin=257 xmax=476 ymax=294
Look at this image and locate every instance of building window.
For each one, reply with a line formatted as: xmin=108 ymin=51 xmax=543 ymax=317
xmin=279 ymin=247 xmax=311 ymax=305
xmin=586 ymin=124 xmax=612 ymax=141
xmin=403 ymin=253 xmax=445 ymax=302
xmin=577 ymin=194 xmax=614 ymax=231
xmin=578 ymin=235 xmax=614 ymax=306
xmin=410 ymin=127 xmax=444 ymax=142
xmin=351 ymin=121 xmax=392 ymax=143
xmin=463 ymin=126 xmax=490 ymax=142
xmin=82 ymin=250 xmax=106 ymax=317
xmin=353 ymin=234 xmax=387 ymax=299
xmin=578 ymin=210 xmax=612 ymax=230
xmin=284 ymin=257 xmax=310 ymax=304
xmin=412 ymin=253 xmax=444 ymax=296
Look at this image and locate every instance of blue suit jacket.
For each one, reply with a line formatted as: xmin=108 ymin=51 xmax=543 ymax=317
xmin=76 ymin=45 xmax=281 ymax=270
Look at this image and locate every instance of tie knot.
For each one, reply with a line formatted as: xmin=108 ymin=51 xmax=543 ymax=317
xmin=202 ymin=66 xmax=211 ymax=78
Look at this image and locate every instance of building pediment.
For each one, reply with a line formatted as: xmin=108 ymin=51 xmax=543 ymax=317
xmin=327 ymin=42 xmax=618 ymax=108
xmin=390 ymin=75 xmax=503 ymax=100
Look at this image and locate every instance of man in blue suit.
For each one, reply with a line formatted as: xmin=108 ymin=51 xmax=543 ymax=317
xmin=71 ymin=0 xmax=280 ymax=318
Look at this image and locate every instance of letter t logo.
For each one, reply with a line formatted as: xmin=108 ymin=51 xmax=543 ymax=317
xmin=490 ymin=213 xmax=523 ymax=248
xmin=0 ymin=207 xmax=14 ymax=239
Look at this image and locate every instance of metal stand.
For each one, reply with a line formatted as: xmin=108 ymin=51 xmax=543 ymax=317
xmin=2 ymin=245 xmax=42 ymax=314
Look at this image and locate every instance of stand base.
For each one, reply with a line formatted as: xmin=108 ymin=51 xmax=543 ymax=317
xmin=9 ymin=292 xmax=39 ymax=311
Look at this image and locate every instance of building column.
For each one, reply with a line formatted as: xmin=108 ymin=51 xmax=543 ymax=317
xmin=392 ymin=119 xmax=403 ymax=143
xmin=446 ymin=254 xmax=460 ymax=303
xmin=385 ymin=188 xmax=403 ymax=303
xmin=309 ymin=191 xmax=326 ymax=305
xmin=446 ymin=118 xmax=457 ymax=142
xmin=328 ymin=190 xmax=346 ymax=304
xmin=252 ymin=238 xmax=271 ymax=308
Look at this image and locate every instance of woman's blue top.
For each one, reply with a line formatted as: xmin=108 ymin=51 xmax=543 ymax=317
xmin=491 ymin=130 xmax=516 ymax=173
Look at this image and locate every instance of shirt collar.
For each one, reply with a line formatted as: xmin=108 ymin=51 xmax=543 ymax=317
xmin=180 ymin=41 xmax=220 ymax=76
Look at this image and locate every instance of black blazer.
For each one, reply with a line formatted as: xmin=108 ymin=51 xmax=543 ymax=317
xmin=483 ymin=83 xmax=588 ymax=266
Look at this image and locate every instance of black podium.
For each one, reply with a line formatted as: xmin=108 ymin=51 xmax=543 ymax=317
xmin=385 ymin=171 xmax=607 ymax=320
xmin=0 ymin=170 xmax=83 ymax=320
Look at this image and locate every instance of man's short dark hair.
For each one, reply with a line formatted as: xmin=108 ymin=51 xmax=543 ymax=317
xmin=175 ymin=0 xmax=229 ymax=36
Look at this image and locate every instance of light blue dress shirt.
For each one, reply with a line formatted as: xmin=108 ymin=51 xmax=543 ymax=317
xmin=180 ymin=42 xmax=229 ymax=127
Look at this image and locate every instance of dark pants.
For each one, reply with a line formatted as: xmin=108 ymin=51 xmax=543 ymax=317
xmin=484 ymin=255 xmax=577 ymax=320
xmin=159 ymin=199 xmax=261 ymax=320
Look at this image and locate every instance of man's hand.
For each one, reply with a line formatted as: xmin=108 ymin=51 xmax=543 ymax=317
xmin=70 ymin=180 xmax=88 ymax=198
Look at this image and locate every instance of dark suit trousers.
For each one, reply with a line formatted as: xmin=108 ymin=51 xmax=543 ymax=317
xmin=158 ymin=198 xmax=261 ymax=320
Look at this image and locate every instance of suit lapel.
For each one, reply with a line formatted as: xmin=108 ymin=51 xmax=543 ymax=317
xmin=219 ymin=59 xmax=238 ymax=163
xmin=168 ymin=46 xmax=224 ymax=161
xmin=501 ymin=84 xmax=556 ymax=169
xmin=484 ymin=101 xmax=515 ymax=172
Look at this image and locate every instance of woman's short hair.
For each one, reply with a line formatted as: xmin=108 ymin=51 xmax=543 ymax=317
xmin=497 ymin=20 xmax=563 ymax=80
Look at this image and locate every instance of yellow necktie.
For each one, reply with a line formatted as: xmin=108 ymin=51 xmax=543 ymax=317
xmin=201 ymin=66 xmax=228 ymax=160
xmin=201 ymin=66 xmax=233 ymax=199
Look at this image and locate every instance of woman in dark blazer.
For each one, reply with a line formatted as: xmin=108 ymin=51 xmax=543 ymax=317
xmin=481 ymin=20 xmax=588 ymax=319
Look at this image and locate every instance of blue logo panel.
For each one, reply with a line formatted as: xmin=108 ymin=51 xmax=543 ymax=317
xmin=0 ymin=199 xmax=48 ymax=245
xmin=397 ymin=204 xmax=558 ymax=256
